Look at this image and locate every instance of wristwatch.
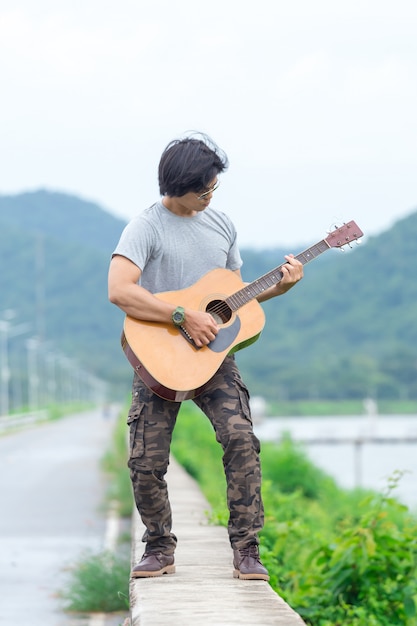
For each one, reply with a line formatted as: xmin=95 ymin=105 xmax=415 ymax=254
xmin=171 ymin=306 xmax=186 ymax=326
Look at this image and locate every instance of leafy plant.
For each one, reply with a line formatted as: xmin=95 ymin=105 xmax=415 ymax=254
xmin=172 ymin=403 xmax=227 ymax=520
xmin=171 ymin=403 xmax=417 ymax=626
xmin=261 ymin=435 xmax=339 ymax=499
xmin=275 ymin=471 xmax=417 ymax=625
xmin=62 ymin=550 xmax=130 ymax=613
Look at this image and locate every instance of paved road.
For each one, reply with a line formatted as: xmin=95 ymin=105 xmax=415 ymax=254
xmin=0 ymin=408 xmax=126 ymax=626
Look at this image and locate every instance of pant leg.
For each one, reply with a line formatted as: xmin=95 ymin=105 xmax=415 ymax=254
xmin=127 ymin=374 xmax=181 ymax=555
xmin=193 ymin=356 xmax=264 ymax=550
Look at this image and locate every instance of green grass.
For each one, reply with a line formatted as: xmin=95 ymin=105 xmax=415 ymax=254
xmin=266 ymin=398 xmax=417 ymax=416
xmin=171 ymin=404 xmax=228 ymax=523
xmin=171 ymin=401 xmax=417 ymax=626
xmin=62 ymin=550 xmax=130 ymax=613
xmin=101 ymin=409 xmax=134 ymax=518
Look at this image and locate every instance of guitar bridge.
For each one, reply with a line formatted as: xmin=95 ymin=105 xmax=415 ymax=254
xmin=180 ymin=325 xmax=202 ymax=350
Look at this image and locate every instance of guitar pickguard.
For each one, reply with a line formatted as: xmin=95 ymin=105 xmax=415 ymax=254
xmin=207 ymin=316 xmax=241 ymax=352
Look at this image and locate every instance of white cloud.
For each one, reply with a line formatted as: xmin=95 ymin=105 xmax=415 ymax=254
xmin=0 ymin=0 xmax=416 ymax=247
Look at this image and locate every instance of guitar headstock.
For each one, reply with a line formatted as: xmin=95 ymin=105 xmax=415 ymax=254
xmin=325 ymin=221 xmax=364 ymax=249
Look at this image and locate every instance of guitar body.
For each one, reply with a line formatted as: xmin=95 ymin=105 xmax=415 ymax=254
xmin=122 ymin=268 xmax=266 ymax=401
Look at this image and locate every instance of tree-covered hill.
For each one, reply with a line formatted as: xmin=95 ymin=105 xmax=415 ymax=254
xmin=0 ymin=190 xmax=129 ymax=399
xmin=0 ymin=189 xmax=125 ymax=254
xmin=236 ymin=210 xmax=417 ymax=401
xmin=0 ymin=189 xmax=416 ymax=404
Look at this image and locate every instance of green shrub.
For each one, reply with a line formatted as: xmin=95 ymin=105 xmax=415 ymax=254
xmin=172 ymin=403 xmax=417 ymax=626
xmin=293 ymin=483 xmax=417 ymax=624
xmin=171 ymin=403 xmax=227 ymax=520
xmin=62 ymin=550 xmax=130 ymax=613
xmin=261 ymin=434 xmax=339 ymax=499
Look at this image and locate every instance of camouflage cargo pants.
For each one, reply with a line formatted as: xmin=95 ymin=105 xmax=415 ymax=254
xmin=127 ymin=355 xmax=264 ymax=554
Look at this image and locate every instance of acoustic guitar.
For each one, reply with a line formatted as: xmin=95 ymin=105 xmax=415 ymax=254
xmin=121 ymin=220 xmax=363 ymax=401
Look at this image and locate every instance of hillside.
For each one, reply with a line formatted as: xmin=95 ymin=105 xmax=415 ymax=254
xmin=0 ymin=189 xmax=125 ymax=254
xmin=1 ymin=189 xmax=416 ymax=405
xmin=0 ymin=190 xmax=129 ymax=399
xmin=237 ymin=210 xmax=417 ymax=401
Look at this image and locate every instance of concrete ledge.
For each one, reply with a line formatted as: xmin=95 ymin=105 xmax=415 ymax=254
xmin=129 ymin=457 xmax=306 ymax=626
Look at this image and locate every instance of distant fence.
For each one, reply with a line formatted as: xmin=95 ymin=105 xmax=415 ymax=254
xmin=0 ymin=410 xmax=48 ymax=434
xmin=295 ymin=435 xmax=417 ymax=488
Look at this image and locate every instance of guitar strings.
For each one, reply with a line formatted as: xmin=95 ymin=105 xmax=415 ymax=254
xmin=205 ymin=240 xmax=331 ymax=317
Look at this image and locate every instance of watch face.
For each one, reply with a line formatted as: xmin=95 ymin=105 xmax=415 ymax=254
xmin=172 ymin=310 xmax=185 ymax=325
xmin=172 ymin=306 xmax=185 ymax=326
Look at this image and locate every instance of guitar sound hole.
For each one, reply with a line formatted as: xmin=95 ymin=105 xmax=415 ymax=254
xmin=206 ymin=300 xmax=232 ymax=324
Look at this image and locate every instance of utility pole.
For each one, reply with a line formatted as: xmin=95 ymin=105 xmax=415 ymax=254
xmin=27 ymin=337 xmax=40 ymax=411
xmin=0 ymin=318 xmax=10 ymax=416
xmin=0 ymin=311 xmax=29 ymax=416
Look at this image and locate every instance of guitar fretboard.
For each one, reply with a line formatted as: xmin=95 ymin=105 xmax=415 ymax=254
xmin=226 ymin=239 xmax=330 ymax=311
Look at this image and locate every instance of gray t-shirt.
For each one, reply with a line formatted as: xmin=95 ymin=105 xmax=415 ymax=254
xmin=112 ymin=201 xmax=243 ymax=293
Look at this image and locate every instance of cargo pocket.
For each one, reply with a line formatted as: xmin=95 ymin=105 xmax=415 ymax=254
xmin=235 ymin=377 xmax=261 ymax=454
xmin=234 ymin=376 xmax=251 ymax=421
xmin=127 ymin=402 xmax=145 ymax=460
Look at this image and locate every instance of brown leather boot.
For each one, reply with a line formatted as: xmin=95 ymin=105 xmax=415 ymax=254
xmin=131 ymin=551 xmax=175 ymax=578
xmin=233 ymin=545 xmax=270 ymax=581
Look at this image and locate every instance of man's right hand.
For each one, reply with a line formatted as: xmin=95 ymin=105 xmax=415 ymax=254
xmin=182 ymin=309 xmax=219 ymax=347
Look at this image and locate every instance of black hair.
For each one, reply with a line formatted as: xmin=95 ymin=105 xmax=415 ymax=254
xmin=158 ymin=133 xmax=229 ymax=197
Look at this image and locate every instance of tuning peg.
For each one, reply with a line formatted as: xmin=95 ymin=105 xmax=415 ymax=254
xmin=327 ymin=222 xmax=341 ymax=234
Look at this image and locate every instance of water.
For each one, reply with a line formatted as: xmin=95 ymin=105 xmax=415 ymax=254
xmin=254 ymin=414 xmax=417 ymax=513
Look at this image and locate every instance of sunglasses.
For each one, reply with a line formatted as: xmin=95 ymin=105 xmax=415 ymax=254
xmin=196 ymin=180 xmax=220 ymax=200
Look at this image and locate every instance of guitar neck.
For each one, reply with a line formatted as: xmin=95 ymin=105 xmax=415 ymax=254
xmin=226 ymin=239 xmax=331 ymax=311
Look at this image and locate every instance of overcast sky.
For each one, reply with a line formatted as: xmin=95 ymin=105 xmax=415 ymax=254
xmin=1 ymin=0 xmax=416 ymax=248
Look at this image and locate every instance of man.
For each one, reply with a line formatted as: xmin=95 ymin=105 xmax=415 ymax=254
xmin=108 ymin=133 xmax=303 ymax=580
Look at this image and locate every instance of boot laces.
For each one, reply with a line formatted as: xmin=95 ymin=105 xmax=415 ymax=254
xmin=239 ymin=545 xmax=260 ymax=560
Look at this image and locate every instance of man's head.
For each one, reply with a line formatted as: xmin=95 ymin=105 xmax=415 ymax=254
xmin=158 ymin=133 xmax=229 ymax=198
